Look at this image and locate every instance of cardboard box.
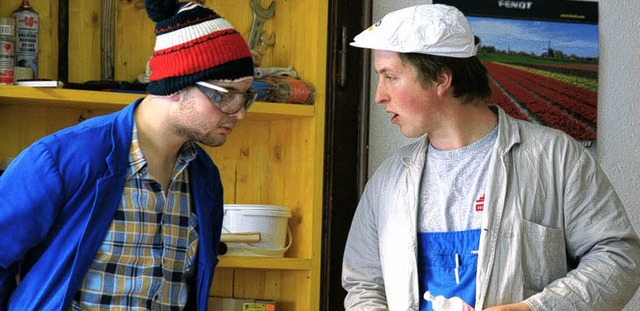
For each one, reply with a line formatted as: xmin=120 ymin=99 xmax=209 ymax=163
xmin=209 ymin=297 xmax=255 ymax=311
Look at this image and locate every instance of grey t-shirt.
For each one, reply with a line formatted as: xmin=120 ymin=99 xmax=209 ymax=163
xmin=419 ymin=126 xmax=498 ymax=232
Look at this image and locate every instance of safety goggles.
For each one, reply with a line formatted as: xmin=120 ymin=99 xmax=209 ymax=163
xmin=195 ymin=81 xmax=258 ymax=114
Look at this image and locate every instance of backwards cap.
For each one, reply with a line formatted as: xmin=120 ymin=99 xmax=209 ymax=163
xmin=145 ymin=0 xmax=254 ymax=95
xmin=351 ymin=4 xmax=477 ymax=58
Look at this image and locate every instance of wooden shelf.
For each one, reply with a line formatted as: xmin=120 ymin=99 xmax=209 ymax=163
xmin=217 ymin=256 xmax=312 ymax=271
xmin=0 ymin=85 xmax=315 ymax=120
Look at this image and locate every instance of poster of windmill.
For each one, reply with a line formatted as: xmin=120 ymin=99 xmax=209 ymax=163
xmin=434 ymin=0 xmax=599 ymax=149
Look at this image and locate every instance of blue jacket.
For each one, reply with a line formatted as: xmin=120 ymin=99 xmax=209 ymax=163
xmin=0 ymin=100 xmax=224 ymax=310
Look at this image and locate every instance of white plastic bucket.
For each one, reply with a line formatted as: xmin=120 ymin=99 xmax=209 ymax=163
xmin=222 ymin=204 xmax=292 ymax=257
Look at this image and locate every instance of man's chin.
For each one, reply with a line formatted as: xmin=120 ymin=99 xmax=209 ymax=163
xmin=198 ymin=135 xmax=227 ymax=148
xmin=399 ymin=128 xmax=425 ymax=139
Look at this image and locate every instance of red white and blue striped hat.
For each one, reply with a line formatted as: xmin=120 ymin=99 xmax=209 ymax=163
xmin=145 ymin=0 xmax=254 ymax=95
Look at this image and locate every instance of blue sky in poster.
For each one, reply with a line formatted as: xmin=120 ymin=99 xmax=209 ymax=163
xmin=467 ymin=17 xmax=599 ymax=58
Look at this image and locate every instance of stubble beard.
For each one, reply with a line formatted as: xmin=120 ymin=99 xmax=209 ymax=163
xmin=172 ymin=123 xmax=227 ymax=148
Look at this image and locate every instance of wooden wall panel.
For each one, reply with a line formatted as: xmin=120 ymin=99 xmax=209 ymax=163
xmin=114 ymin=0 xmax=154 ymax=82
xmin=67 ymin=0 xmax=101 ymax=82
xmin=0 ymin=105 xmax=112 ymax=159
xmin=206 ymin=119 xmax=271 ymax=205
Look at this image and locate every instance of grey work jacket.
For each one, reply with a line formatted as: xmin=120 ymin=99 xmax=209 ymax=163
xmin=342 ymin=106 xmax=640 ymax=310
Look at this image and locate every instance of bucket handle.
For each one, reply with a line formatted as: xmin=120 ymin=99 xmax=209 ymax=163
xmin=232 ymin=226 xmax=293 ymax=257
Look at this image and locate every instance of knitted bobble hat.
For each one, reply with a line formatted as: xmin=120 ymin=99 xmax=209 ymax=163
xmin=144 ymin=0 xmax=254 ymax=95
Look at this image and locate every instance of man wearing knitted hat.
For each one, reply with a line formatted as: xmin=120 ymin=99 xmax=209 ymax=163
xmin=0 ymin=1 xmax=255 ymax=309
xmin=342 ymin=4 xmax=640 ymax=311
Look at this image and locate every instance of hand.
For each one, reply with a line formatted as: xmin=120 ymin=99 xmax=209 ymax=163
xmin=483 ymin=302 xmax=531 ymax=311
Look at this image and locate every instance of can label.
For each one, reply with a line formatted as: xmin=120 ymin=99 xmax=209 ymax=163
xmin=0 ymin=39 xmax=15 ymax=85
xmin=0 ymin=23 xmax=15 ymax=36
xmin=0 ymin=17 xmax=15 ymax=85
xmin=12 ymin=10 xmax=39 ymax=78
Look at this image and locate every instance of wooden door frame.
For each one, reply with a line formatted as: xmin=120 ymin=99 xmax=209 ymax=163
xmin=321 ymin=0 xmax=372 ymax=309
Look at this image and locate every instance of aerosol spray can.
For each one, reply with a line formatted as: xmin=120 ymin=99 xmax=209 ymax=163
xmin=0 ymin=17 xmax=16 ymax=85
xmin=11 ymin=0 xmax=39 ymax=78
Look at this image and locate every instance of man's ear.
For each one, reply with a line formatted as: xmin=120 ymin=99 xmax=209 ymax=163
xmin=435 ymin=69 xmax=453 ymax=96
xmin=170 ymin=90 xmax=185 ymax=102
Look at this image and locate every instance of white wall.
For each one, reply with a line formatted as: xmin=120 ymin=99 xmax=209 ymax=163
xmin=367 ymin=0 xmax=640 ymax=308
xmin=598 ymin=2 xmax=640 ymax=307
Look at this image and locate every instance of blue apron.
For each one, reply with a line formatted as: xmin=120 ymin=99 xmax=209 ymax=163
xmin=418 ymin=229 xmax=480 ymax=311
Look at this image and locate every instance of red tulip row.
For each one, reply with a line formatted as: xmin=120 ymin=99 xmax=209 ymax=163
xmin=498 ymin=63 xmax=597 ymax=108
xmin=502 ymin=72 xmax=597 ymax=125
xmin=489 ymin=78 xmax=529 ymax=121
xmin=485 ymin=62 xmax=597 ymax=141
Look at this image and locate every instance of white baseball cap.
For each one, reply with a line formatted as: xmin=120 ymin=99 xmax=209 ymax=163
xmin=350 ymin=4 xmax=477 ymax=58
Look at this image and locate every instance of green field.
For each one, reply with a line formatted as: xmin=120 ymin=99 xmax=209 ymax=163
xmin=477 ymin=51 xmax=598 ymax=67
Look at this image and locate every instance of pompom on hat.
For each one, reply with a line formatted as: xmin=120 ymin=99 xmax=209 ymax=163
xmin=144 ymin=0 xmax=254 ymax=95
xmin=350 ymin=4 xmax=477 ymax=58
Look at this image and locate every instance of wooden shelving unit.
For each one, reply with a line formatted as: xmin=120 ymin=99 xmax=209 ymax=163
xmin=0 ymin=0 xmax=327 ymax=309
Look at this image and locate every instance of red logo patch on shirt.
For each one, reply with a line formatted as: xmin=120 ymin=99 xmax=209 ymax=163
xmin=475 ymin=195 xmax=485 ymax=212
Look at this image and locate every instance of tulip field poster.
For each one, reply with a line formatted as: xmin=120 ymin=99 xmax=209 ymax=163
xmin=434 ymin=0 xmax=599 ymax=150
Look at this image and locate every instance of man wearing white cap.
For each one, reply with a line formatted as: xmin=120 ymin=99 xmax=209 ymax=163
xmin=342 ymin=4 xmax=640 ymax=311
